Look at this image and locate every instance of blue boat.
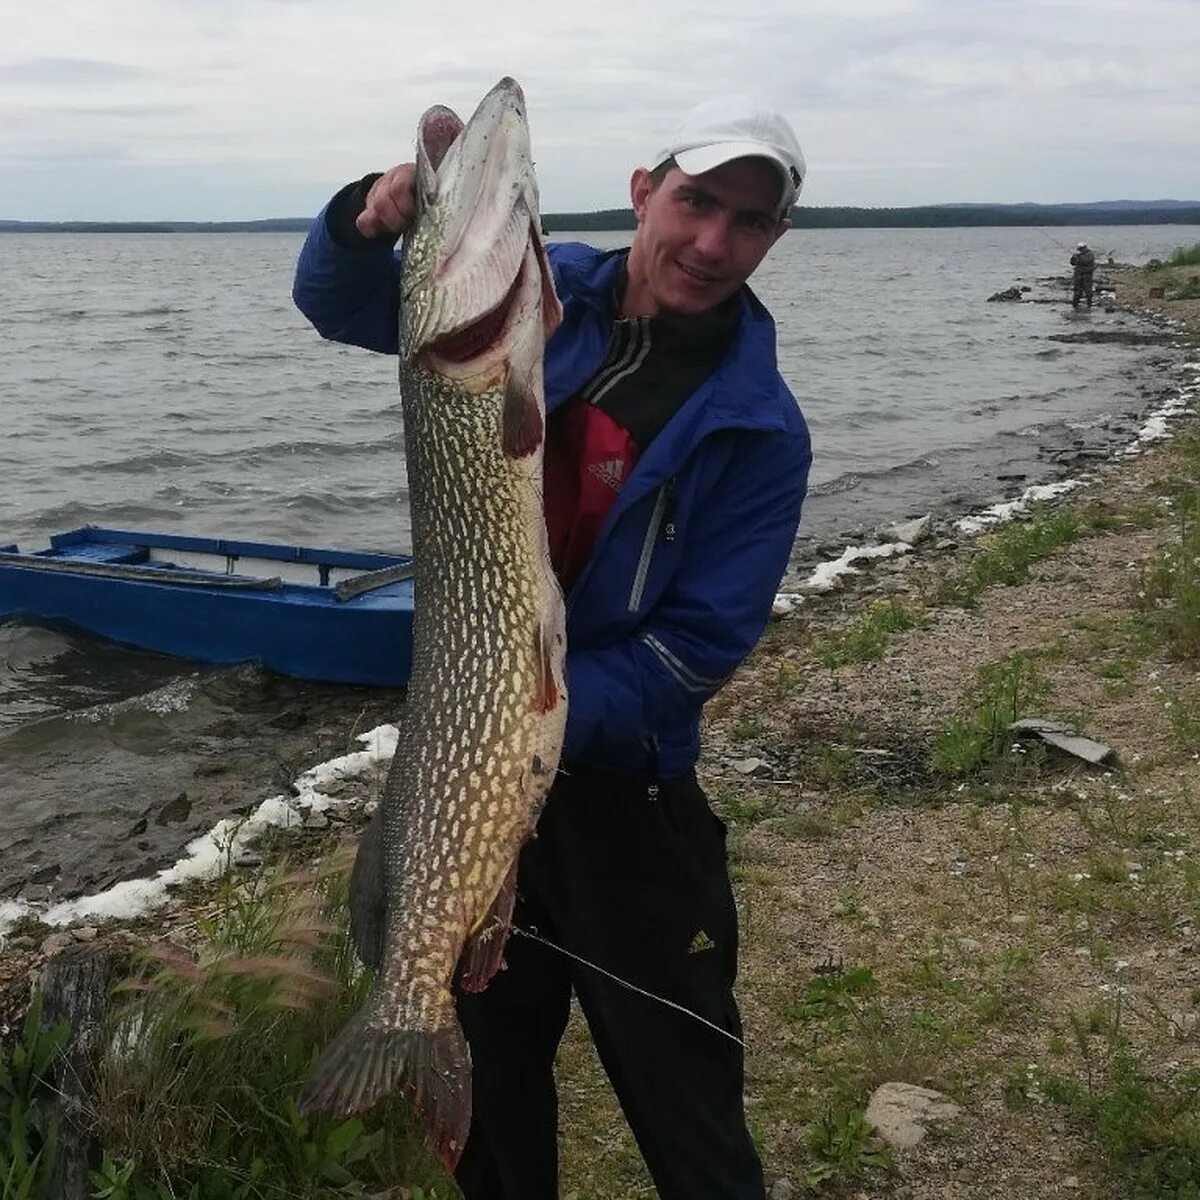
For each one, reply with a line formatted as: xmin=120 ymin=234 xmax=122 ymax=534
xmin=0 ymin=526 xmax=414 ymax=687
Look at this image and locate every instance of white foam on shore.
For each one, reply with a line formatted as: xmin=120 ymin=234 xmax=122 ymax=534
xmin=773 ymin=543 xmax=912 ymax=612
xmin=1120 ymin=377 xmax=1198 ymax=455
xmin=0 ymin=724 xmax=400 ymax=941
xmin=955 ymin=480 xmax=1083 ymax=535
xmin=775 ymin=360 xmax=1199 ymax=613
xmin=802 ymin=541 xmax=912 ymax=594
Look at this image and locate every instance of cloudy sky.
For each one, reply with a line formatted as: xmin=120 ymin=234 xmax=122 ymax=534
xmin=2 ymin=0 xmax=1197 ymax=221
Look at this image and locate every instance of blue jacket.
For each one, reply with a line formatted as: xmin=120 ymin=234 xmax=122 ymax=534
xmin=293 ymin=213 xmax=811 ymax=778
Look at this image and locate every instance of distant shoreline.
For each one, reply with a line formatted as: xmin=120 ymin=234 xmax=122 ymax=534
xmin=2 ymin=201 xmax=1199 ymax=234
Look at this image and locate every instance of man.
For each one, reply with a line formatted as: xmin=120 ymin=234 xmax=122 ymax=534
xmin=1071 ymin=241 xmax=1096 ymax=308
xmin=293 ymin=93 xmax=811 ymax=1200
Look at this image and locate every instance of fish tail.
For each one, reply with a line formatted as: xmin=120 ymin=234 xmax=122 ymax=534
xmin=298 ymin=1010 xmax=472 ymax=1171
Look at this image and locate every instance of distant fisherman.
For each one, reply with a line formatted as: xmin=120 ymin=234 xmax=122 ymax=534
xmin=294 ymin=92 xmax=812 ymax=1200
xmin=1071 ymin=241 xmax=1096 ymax=309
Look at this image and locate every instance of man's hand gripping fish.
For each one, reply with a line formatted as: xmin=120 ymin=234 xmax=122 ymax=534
xmin=300 ymin=76 xmax=567 ymax=1171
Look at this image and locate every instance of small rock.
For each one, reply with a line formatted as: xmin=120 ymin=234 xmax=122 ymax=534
xmin=6 ymin=936 xmax=37 ymax=952
xmin=1063 ymin=1178 xmax=1080 ymax=1190
xmin=865 ymin=1081 xmax=962 ymax=1149
xmin=303 ymin=812 xmax=331 ymax=831
xmin=127 ymin=818 xmax=148 ymax=838
xmin=886 ymin=514 xmax=932 ymax=545
xmin=1009 ymin=913 xmax=1031 ymax=927
xmin=30 ymin=862 xmax=60 ymax=885
xmin=39 ymin=931 xmax=75 ymax=958
xmin=72 ymin=926 xmax=99 ymax=943
xmin=364 ymin=800 xmax=380 ymax=817
xmin=957 ymin=937 xmax=983 ymax=954
xmin=732 ymin=757 xmax=771 ymax=777
xmin=933 ymin=538 xmax=958 ymax=552
xmin=156 ymin=791 xmax=192 ymax=825
xmin=21 ymin=884 xmax=54 ymax=904
xmin=770 ymin=1180 xmax=795 ymax=1200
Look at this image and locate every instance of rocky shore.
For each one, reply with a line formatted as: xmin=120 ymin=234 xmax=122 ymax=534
xmin=3 ymin=259 xmax=1199 ymax=1198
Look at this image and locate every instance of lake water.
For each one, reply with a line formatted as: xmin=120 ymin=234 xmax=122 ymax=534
xmin=0 ymin=223 xmax=1196 ymax=903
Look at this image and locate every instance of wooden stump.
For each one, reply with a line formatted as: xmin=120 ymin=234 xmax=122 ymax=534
xmin=38 ymin=942 xmax=130 ymax=1200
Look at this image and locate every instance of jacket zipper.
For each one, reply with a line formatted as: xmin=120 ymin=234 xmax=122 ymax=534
xmin=627 ymin=478 xmax=677 ymax=613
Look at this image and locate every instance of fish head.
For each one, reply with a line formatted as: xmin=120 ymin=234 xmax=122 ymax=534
xmin=401 ymin=77 xmax=561 ymax=412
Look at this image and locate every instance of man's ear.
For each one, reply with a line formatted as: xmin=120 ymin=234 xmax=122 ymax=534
xmin=630 ymin=168 xmax=653 ymax=223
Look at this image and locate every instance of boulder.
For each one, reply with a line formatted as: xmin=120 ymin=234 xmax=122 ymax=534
xmin=865 ymin=1081 xmax=962 ymax=1149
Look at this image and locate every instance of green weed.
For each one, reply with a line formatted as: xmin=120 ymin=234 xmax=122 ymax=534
xmin=1160 ymin=685 xmax=1200 ymax=751
xmin=1134 ymin=491 xmax=1200 ymax=659
xmin=813 ymin=599 xmax=921 ymax=667
xmin=930 ymin=655 xmax=1049 ymax=777
xmin=932 ymin=509 xmax=1083 ymax=608
xmin=782 ymin=967 xmax=880 ymax=1029
xmin=1045 ymin=1047 xmax=1200 ymax=1199
xmin=91 ymin=856 xmax=450 ymax=1199
xmin=729 ymin=717 xmax=767 ymax=745
xmin=0 ymin=991 xmax=69 ymax=1200
xmin=1166 ymin=243 xmax=1200 ymax=268
xmin=802 ymin=1105 xmax=891 ymax=1188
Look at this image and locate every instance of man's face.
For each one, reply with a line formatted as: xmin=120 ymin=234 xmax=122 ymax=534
xmin=623 ymin=157 xmax=789 ymax=317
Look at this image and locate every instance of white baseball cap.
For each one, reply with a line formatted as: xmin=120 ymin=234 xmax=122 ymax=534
xmin=652 ymin=94 xmax=806 ymax=214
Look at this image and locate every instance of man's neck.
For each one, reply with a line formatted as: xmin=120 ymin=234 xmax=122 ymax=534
xmin=615 ymin=253 xmax=738 ymax=323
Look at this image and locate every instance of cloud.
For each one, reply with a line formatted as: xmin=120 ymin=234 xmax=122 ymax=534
xmin=0 ymin=57 xmax=153 ymax=85
xmin=0 ymin=0 xmax=1196 ymax=219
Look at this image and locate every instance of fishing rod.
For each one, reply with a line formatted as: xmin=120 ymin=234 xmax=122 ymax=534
xmin=1031 ymin=222 xmax=1112 ymax=262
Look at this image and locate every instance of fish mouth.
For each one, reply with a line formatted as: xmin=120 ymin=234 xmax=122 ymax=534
xmin=406 ymin=77 xmax=561 ymax=373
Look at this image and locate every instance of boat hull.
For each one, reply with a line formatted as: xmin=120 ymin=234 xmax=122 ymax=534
xmin=0 ymin=527 xmax=414 ymax=688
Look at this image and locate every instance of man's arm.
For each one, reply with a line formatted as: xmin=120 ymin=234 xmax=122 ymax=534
xmin=291 ymin=165 xmax=417 ymax=354
xmin=562 ymin=422 xmax=811 ymax=764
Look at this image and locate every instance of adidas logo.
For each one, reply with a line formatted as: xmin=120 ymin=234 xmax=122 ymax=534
xmin=587 ymin=457 xmax=625 ymax=491
xmin=687 ymin=929 xmax=716 ymax=955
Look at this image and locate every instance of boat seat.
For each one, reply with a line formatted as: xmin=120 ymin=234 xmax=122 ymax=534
xmin=55 ymin=542 xmax=149 ymax=566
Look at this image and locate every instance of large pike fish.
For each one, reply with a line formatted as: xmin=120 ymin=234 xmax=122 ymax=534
xmin=300 ymin=77 xmax=567 ymax=1169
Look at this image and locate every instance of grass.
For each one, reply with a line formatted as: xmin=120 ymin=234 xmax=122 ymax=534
xmin=0 ymin=992 xmax=69 ymax=1200
xmin=1044 ymin=1026 xmax=1200 ymax=1199
xmin=802 ymin=1105 xmax=892 ymax=1188
xmin=1133 ymin=487 xmax=1200 ymax=660
xmin=90 ymin=854 xmax=450 ymax=1200
xmin=930 ymin=655 xmax=1049 ymax=778
xmin=931 ymin=508 xmax=1083 ymax=608
xmin=812 ymin=599 xmax=921 ymax=667
xmin=1166 ymin=243 xmax=1200 ymax=268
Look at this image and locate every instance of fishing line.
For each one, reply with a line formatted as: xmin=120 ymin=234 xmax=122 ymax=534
xmin=510 ymin=923 xmax=747 ymax=1048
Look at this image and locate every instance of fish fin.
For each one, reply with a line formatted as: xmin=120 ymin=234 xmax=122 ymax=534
xmin=299 ymin=1014 xmax=472 ymax=1173
xmin=455 ymin=861 xmax=519 ymax=993
xmin=348 ymin=808 xmax=387 ymax=971
xmin=501 ymin=365 xmax=544 ymax=458
xmin=533 ymin=608 xmax=564 ymax=714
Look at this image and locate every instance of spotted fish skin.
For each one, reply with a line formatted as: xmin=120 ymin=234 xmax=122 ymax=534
xmin=299 ymin=78 xmax=566 ymax=1169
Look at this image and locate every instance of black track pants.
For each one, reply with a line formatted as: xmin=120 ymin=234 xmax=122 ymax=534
xmin=454 ymin=767 xmax=765 ymax=1200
